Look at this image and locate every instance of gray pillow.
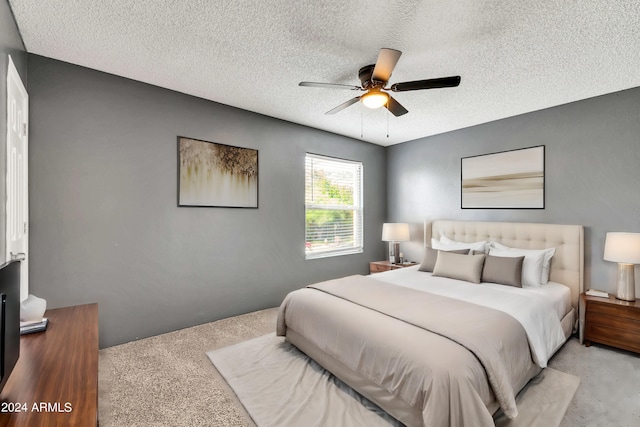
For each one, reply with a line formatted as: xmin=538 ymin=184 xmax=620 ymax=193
xmin=418 ymin=247 xmax=469 ymax=273
xmin=481 ymin=255 xmax=525 ymax=287
xmin=432 ymin=251 xmax=486 ymax=284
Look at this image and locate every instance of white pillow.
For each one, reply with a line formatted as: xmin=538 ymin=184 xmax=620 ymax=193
xmin=439 ymin=235 xmax=455 ymax=244
xmin=487 ymin=241 xmax=510 ymax=251
xmin=489 ymin=248 xmax=547 ymax=287
xmin=432 ymin=238 xmax=487 ymax=252
xmin=487 ymin=243 xmax=555 ymax=284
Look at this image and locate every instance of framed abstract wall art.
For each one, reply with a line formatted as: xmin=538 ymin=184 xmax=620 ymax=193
xmin=178 ymin=137 xmax=258 ymax=208
xmin=461 ymin=145 xmax=544 ymax=209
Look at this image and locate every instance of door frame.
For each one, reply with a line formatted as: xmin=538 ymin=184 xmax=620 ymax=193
xmin=5 ymin=55 xmax=29 ymax=301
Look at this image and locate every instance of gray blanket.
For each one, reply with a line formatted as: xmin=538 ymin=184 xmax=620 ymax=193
xmin=277 ymin=275 xmax=538 ymax=427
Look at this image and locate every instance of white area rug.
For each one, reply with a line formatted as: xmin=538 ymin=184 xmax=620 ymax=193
xmin=494 ymin=368 xmax=580 ymax=427
xmin=207 ymin=333 xmax=580 ymax=427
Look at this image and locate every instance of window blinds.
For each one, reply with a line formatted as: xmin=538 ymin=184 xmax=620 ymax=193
xmin=305 ymin=154 xmax=363 ymax=259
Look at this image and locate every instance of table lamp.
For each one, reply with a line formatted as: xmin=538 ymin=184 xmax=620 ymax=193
xmin=603 ymin=232 xmax=640 ymax=301
xmin=382 ymin=223 xmax=410 ymax=264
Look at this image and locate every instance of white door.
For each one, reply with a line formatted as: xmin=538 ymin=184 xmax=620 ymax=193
xmin=5 ymin=55 xmax=29 ymax=301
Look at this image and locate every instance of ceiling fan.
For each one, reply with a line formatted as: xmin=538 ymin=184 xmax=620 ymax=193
xmin=299 ymin=48 xmax=461 ymax=117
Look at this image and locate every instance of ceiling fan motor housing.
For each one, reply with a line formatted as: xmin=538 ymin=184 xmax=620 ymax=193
xmin=359 ymin=64 xmax=384 ymax=89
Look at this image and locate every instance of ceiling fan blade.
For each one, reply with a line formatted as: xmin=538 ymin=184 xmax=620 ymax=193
xmin=390 ymin=76 xmax=461 ymax=92
xmin=299 ymin=82 xmax=362 ymax=90
xmin=372 ymin=48 xmax=402 ymax=83
xmin=326 ymin=97 xmax=361 ymax=115
xmin=385 ymin=96 xmax=408 ymax=117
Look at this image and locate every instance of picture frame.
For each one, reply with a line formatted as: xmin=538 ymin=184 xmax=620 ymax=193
xmin=461 ymin=145 xmax=544 ymax=209
xmin=178 ymin=137 xmax=258 ymax=208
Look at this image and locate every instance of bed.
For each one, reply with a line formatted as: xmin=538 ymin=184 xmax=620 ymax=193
xmin=277 ymin=220 xmax=584 ymax=427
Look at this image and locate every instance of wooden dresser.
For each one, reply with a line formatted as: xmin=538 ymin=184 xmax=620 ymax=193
xmin=0 ymin=303 xmax=99 ymax=427
xmin=581 ymin=294 xmax=640 ymax=354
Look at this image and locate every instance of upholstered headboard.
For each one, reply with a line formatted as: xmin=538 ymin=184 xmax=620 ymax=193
xmin=425 ymin=220 xmax=584 ymax=310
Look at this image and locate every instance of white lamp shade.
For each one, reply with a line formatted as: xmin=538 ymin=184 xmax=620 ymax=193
xmin=604 ymin=232 xmax=640 ymax=264
xmin=382 ymin=223 xmax=410 ymax=242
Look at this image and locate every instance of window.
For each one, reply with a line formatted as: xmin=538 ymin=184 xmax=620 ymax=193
xmin=305 ymin=154 xmax=363 ymax=259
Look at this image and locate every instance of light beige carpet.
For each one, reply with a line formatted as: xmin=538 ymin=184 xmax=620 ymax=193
xmin=100 ymin=307 xmax=592 ymax=427
xmin=208 ymin=333 xmax=579 ymax=427
xmin=99 ymin=308 xmax=279 ymax=427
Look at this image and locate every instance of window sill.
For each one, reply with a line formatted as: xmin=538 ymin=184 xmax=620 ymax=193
xmin=305 ymin=248 xmax=363 ymax=260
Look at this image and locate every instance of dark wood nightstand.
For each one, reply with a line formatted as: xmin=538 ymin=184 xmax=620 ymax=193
xmin=369 ymin=260 xmax=417 ymax=274
xmin=581 ymin=293 xmax=640 ymax=354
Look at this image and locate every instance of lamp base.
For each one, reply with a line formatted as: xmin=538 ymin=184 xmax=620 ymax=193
xmin=615 ymin=263 xmax=636 ymax=302
xmin=389 ymin=242 xmax=400 ymax=264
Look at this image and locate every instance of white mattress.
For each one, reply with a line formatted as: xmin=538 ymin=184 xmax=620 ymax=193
xmin=370 ymin=266 xmax=571 ymax=367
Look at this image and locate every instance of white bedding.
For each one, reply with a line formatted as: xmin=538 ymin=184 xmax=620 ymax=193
xmin=370 ymin=266 xmax=571 ymax=367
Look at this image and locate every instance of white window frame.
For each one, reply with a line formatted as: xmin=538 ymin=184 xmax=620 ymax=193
xmin=305 ymin=153 xmax=363 ymax=260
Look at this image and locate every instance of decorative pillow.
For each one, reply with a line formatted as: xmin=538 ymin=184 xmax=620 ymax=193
xmin=487 ymin=245 xmax=556 ymax=284
xmin=431 ymin=237 xmax=487 ymax=253
xmin=432 ymin=251 xmax=486 ymax=284
xmin=489 ymin=248 xmax=546 ymax=287
xmin=418 ymin=247 xmax=469 ymax=272
xmin=481 ymin=255 xmax=525 ymax=287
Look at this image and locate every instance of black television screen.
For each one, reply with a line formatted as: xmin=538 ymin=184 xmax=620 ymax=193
xmin=0 ymin=260 xmax=20 ymax=393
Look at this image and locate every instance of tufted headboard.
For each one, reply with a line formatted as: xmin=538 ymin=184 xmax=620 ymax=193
xmin=425 ymin=220 xmax=584 ymax=310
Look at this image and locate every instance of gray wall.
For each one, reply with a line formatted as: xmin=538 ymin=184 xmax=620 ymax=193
xmin=27 ymin=54 xmax=386 ymax=348
xmin=387 ymin=87 xmax=640 ymax=295
xmin=0 ymin=0 xmax=27 ymax=261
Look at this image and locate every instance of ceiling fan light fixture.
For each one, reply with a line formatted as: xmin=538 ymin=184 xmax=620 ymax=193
xmin=300 ymin=48 xmax=460 ymax=117
xmin=361 ymin=90 xmax=389 ymax=109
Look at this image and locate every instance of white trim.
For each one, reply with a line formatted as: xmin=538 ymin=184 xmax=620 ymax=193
xmin=6 ymin=55 xmax=29 ymax=301
xmin=305 ymin=247 xmax=364 ymax=260
xmin=305 ymin=153 xmax=364 ymax=260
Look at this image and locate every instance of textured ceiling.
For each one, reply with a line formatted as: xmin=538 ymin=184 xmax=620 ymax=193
xmin=8 ymin=0 xmax=640 ymax=146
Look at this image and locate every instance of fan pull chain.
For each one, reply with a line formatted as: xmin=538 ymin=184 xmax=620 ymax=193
xmin=387 ymin=110 xmax=389 ymax=138
xmin=361 ymin=110 xmax=363 ymax=139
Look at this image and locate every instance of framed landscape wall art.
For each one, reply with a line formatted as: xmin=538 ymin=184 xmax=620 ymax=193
xmin=178 ymin=137 xmax=258 ymax=208
xmin=461 ymin=145 xmax=545 ymax=209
